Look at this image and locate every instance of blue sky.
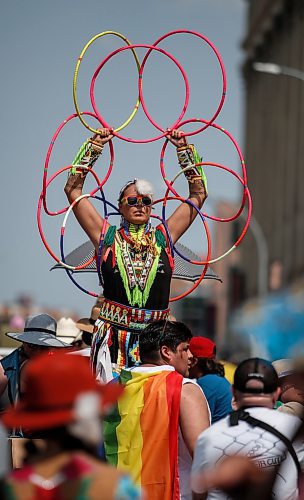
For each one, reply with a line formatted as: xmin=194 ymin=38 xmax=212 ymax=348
xmin=0 ymin=0 xmax=247 ymax=316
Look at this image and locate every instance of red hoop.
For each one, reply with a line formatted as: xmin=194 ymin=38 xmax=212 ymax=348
xmin=145 ymin=30 xmax=227 ymax=136
xmin=165 ymin=189 xmax=251 ymax=265
xmin=160 ymin=117 xmax=248 ymax=223
xmin=90 ymin=44 xmax=190 ymax=143
xmin=151 ymin=196 xmax=211 ymax=301
xmin=178 ymin=117 xmax=247 ymax=184
xmin=42 ymin=112 xmax=114 ymax=216
xmin=161 ymin=158 xmax=248 ymax=224
xmin=38 ymin=166 xmax=100 ymax=268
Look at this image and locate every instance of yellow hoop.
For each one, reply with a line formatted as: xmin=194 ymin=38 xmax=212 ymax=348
xmin=73 ymin=31 xmax=141 ymax=134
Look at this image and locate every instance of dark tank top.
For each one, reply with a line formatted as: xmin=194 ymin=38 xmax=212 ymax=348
xmin=101 ymin=231 xmax=173 ymax=311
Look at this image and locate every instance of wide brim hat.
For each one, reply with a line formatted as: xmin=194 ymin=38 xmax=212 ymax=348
xmin=6 ymin=313 xmax=69 ymax=348
xmin=272 ymin=359 xmax=295 ymax=379
xmin=76 ymin=296 xmax=104 ymax=334
xmin=2 ymin=352 xmax=123 ymax=431
xmin=56 ymin=317 xmax=81 ymax=345
xmin=75 ymin=317 xmax=96 ymax=335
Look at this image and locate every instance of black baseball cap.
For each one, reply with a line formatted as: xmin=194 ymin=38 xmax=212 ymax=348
xmin=233 ymin=357 xmax=279 ymax=394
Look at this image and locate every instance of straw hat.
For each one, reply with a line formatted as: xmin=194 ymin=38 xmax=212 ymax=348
xmin=76 ymin=296 xmax=104 ymax=334
xmin=272 ymin=359 xmax=295 ymax=379
xmin=56 ymin=317 xmax=81 ymax=345
xmin=6 ymin=314 xmax=69 ymax=348
xmin=2 ymin=351 xmax=123 ymax=432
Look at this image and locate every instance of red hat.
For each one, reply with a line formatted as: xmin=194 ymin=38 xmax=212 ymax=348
xmin=190 ymin=337 xmax=216 ymax=359
xmin=2 ymin=351 xmax=123 ymax=432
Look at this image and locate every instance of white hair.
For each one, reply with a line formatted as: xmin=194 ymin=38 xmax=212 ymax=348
xmin=118 ymin=178 xmax=154 ymax=202
xmin=134 ymin=178 xmax=154 ymax=197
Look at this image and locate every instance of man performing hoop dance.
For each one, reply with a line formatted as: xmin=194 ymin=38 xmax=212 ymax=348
xmin=65 ymin=128 xmax=207 ymax=380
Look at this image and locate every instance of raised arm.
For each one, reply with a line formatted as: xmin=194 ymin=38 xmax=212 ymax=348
xmin=64 ymin=128 xmax=113 ymax=251
xmin=165 ymin=130 xmax=207 ymax=245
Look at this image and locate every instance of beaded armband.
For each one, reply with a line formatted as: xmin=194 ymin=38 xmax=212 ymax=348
xmin=69 ymin=139 xmax=104 ymax=177
xmin=176 ymin=144 xmax=208 ymax=193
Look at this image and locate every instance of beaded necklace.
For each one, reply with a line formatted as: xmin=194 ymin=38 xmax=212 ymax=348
xmin=116 ymin=220 xmax=164 ymax=308
xmin=103 ymin=220 xmax=167 ymax=308
xmin=122 ymin=220 xmax=152 ymax=253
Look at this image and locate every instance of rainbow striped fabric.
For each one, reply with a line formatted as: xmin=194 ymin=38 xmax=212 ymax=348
xmin=104 ymin=368 xmax=183 ymax=500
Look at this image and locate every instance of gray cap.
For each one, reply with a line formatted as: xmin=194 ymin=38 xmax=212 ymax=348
xmin=6 ymin=314 xmax=69 ymax=348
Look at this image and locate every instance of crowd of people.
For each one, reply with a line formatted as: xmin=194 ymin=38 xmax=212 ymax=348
xmin=0 ymin=128 xmax=303 ymax=498
xmin=0 ymin=307 xmax=302 ymax=499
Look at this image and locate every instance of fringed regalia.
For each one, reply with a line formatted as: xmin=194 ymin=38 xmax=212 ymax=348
xmin=91 ymin=223 xmax=173 ymax=381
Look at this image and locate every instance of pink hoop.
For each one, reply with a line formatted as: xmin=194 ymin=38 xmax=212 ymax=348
xmin=177 ymin=117 xmax=248 ymax=223
xmin=151 ymin=196 xmax=211 ymax=301
xmin=160 ymin=186 xmax=251 ymax=266
xmin=170 ymin=220 xmax=210 ymax=302
xmin=160 ymin=118 xmax=248 ymax=222
xmin=162 ymin=160 xmax=248 ymax=224
xmin=90 ymin=44 xmax=190 ymax=143
xmin=42 ymin=112 xmax=114 ymax=216
xmin=144 ymin=30 xmax=226 ymax=136
xmin=198 ymin=163 xmax=248 ymax=222
xmin=38 ymin=166 xmax=99 ymax=268
xmin=177 ymin=117 xmax=247 ymax=184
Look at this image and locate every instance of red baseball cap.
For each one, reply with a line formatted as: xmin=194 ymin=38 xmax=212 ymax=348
xmin=190 ymin=337 xmax=216 ymax=359
xmin=2 ymin=351 xmax=123 ymax=431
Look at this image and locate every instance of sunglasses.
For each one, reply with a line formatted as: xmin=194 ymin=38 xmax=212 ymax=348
xmin=121 ymin=195 xmax=152 ymax=207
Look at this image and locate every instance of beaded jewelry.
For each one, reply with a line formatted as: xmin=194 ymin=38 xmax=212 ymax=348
xmin=176 ymin=144 xmax=208 ymax=194
xmin=69 ymin=138 xmax=104 ymax=177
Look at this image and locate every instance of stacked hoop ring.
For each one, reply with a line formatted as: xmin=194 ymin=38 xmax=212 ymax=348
xmin=38 ymin=30 xmax=251 ymax=299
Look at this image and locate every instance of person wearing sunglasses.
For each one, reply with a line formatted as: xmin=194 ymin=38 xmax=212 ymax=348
xmin=64 ymin=128 xmax=208 ymax=381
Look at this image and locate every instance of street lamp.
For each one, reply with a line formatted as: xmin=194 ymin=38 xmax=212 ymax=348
xmin=252 ymin=62 xmax=304 ymax=82
xmin=239 ymin=209 xmax=269 ymax=298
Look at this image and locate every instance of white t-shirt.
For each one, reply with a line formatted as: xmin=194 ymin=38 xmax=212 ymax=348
xmin=130 ymin=365 xmax=210 ymax=500
xmin=191 ymin=406 xmax=304 ymax=500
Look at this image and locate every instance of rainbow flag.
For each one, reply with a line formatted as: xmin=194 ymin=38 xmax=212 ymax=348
xmin=104 ymin=368 xmax=183 ymax=500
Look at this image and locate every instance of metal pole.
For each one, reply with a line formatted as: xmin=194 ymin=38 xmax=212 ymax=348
xmin=244 ymin=211 xmax=269 ymax=297
xmin=211 ymin=200 xmax=269 ymax=298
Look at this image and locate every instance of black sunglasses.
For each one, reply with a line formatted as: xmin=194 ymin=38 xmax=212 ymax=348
xmin=121 ymin=195 xmax=152 ymax=207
